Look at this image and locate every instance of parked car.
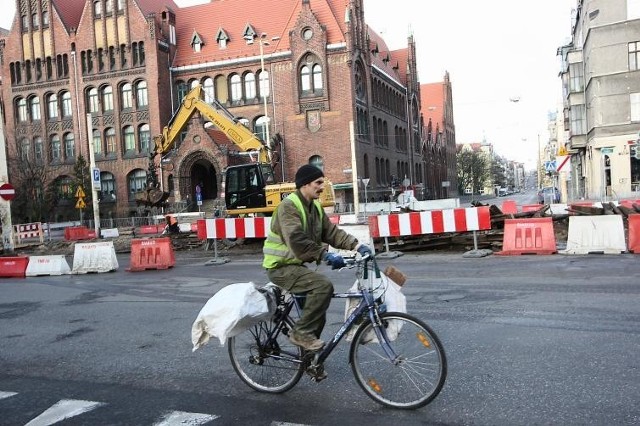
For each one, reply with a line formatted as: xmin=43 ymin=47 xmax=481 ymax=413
xmin=537 ymin=187 xmax=560 ymax=203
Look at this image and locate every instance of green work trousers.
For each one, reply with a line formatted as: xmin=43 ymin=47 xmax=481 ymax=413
xmin=266 ymin=264 xmax=334 ymax=338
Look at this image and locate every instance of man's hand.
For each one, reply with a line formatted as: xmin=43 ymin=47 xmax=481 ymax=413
xmin=356 ymin=243 xmax=372 ymax=257
xmin=324 ymin=252 xmax=345 ymax=270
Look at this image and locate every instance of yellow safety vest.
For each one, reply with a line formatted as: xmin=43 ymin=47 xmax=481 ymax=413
xmin=262 ymin=193 xmax=323 ymax=269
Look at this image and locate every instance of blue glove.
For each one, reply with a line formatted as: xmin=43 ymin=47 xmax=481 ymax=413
xmin=356 ymin=243 xmax=372 ymax=257
xmin=324 ymin=252 xmax=345 ymax=270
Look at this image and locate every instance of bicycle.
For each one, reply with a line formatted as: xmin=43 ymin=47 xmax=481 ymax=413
xmin=227 ymin=254 xmax=447 ymax=409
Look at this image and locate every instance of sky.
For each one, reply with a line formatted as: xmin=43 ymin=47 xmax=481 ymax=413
xmin=0 ymin=0 xmax=576 ymax=168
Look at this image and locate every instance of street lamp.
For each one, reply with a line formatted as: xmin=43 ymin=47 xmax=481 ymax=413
xmin=258 ymin=33 xmax=270 ymax=147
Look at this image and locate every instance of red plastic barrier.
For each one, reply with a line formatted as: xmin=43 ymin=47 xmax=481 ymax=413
xmin=0 ymin=256 xmax=29 ymax=278
xmin=501 ymin=200 xmax=518 ymax=214
xmin=628 ymin=215 xmax=640 ymax=254
xmin=496 ymin=217 xmax=557 ymax=255
xmin=139 ymin=225 xmax=162 ymax=235
xmin=522 ymin=204 xmax=544 ymax=212
xmin=127 ymin=238 xmax=175 ymax=272
xmin=64 ymin=226 xmax=92 ymax=241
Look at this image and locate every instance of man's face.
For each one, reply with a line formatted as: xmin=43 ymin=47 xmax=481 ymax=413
xmin=300 ymin=177 xmax=325 ymax=200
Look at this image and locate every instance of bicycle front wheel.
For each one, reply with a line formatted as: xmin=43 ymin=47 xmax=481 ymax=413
xmin=349 ymin=312 xmax=447 ymax=409
xmin=228 ymin=317 xmax=304 ymax=393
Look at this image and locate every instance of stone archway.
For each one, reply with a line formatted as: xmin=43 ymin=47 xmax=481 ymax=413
xmin=178 ymin=150 xmax=220 ymax=202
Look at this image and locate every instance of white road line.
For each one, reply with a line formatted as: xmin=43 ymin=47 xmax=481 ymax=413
xmin=271 ymin=422 xmax=313 ymax=426
xmin=153 ymin=410 xmax=219 ymax=425
xmin=25 ymin=399 xmax=106 ymax=426
xmin=0 ymin=391 xmax=18 ymax=400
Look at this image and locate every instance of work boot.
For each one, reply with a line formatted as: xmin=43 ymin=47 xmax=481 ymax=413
xmin=289 ymin=331 xmax=324 ymax=352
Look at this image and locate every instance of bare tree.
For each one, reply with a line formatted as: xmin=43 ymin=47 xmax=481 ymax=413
xmin=7 ymin=154 xmax=54 ymax=223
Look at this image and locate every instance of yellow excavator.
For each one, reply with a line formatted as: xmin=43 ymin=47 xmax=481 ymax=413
xmin=137 ymin=84 xmax=335 ymax=215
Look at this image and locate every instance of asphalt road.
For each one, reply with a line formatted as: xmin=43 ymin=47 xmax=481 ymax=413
xmin=1 ymin=250 xmax=639 ymax=425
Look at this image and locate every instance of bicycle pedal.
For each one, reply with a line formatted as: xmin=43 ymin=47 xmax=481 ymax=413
xmin=305 ymin=364 xmax=327 ymax=382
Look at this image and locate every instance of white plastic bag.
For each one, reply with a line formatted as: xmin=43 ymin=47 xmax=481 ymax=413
xmin=344 ymin=271 xmax=406 ymax=342
xmin=191 ymin=282 xmax=277 ymax=350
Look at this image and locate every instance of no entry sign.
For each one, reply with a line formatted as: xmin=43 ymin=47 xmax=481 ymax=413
xmin=0 ymin=183 xmax=16 ymax=201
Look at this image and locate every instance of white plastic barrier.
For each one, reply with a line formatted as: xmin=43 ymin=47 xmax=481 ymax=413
xmin=562 ymin=215 xmax=627 ymax=254
xmin=100 ymin=228 xmax=119 ymax=238
xmin=72 ymin=241 xmax=119 ymax=274
xmin=26 ymin=255 xmax=71 ymax=276
xmin=329 ymin=224 xmax=373 ymax=256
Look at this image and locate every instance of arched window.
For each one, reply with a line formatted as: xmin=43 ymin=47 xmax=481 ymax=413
xmin=17 ymin=98 xmax=28 ymax=122
xmin=100 ymin=172 xmax=116 ymax=201
xmin=93 ymin=129 xmax=102 ymax=156
xmin=93 ymin=1 xmax=102 ymax=17
xmin=203 ymin=78 xmax=215 ymax=103
xmin=105 ymin=0 xmax=113 ymax=15
xmin=244 ymin=72 xmax=256 ymax=100
xmin=136 ymin=80 xmax=148 ymax=107
xmin=138 ymin=124 xmax=150 ymax=152
xmin=19 ymin=138 xmax=31 ymax=161
xmin=64 ymin=133 xmax=75 ymax=159
xmin=128 ymin=169 xmax=147 ymax=199
xmin=259 ymin=70 xmax=270 ymax=99
xmin=61 ymin=91 xmax=72 ymax=117
xmin=87 ymin=88 xmax=99 ymax=113
xmin=34 ymin=137 xmax=43 ymax=163
xmin=42 ymin=11 xmax=49 ymax=26
xmin=312 ymin=64 xmax=323 ymax=90
xmin=176 ymin=80 xmax=188 ymax=102
xmin=309 ymin=155 xmax=324 ymax=171
xmin=254 ymin=116 xmax=269 ymax=142
xmin=105 ymin=128 xmax=117 ymax=154
xmin=123 ymin=125 xmax=135 ymax=152
xmin=29 ymin=96 xmax=41 ymax=121
xmin=300 ymin=65 xmax=311 ymax=92
xmin=299 ymin=55 xmax=324 ymax=95
xmin=121 ymin=83 xmax=133 ymax=109
xmin=230 ymin=74 xmax=242 ymax=102
xmin=50 ymin=135 xmax=61 ymax=162
xmin=102 ymin=86 xmax=114 ymax=112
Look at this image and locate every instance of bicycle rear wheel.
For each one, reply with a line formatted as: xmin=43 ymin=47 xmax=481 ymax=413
xmin=349 ymin=312 xmax=447 ymax=409
xmin=228 ymin=317 xmax=304 ymax=393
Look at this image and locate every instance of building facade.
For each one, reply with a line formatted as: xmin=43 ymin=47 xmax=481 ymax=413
xmin=1 ymin=0 xmax=432 ymax=222
xmin=558 ymin=0 xmax=640 ymax=201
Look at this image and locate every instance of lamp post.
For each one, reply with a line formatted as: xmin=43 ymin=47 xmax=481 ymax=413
xmin=258 ymin=33 xmax=270 ymax=147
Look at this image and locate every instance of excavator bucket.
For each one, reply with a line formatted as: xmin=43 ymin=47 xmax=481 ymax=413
xmin=135 ymin=188 xmax=170 ymax=207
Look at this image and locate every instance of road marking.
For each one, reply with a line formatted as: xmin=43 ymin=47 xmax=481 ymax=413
xmin=154 ymin=411 xmax=219 ymax=425
xmin=25 ymin=399 xmax=105 ymax=426
xmin=0 ymin=391 xmax=18 ymax=400
xmin=271 ymin=422 xmax=312 ymax=426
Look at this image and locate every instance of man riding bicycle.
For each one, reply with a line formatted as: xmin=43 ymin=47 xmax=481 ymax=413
xmin=262 ymin=164 xmax=371 ymax=352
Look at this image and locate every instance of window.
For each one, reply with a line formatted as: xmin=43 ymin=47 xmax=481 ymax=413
xmin=121 ymin=83 xmax=133 ymax=109
xmin=42 ymin=11 xmax=49 ymax=26
xmin=117 ymin=0 xmax=125 ymax=12
xmin=93 ymin=130 xmax=102 ymax=156
xmin=87 ymin=88 xmax=99 ymax=113
xmin=50 ymin=135 xmax=61 ymax=161
xmin=19 ymin=138 xmax=31 ymax=161
xmin=46 ymin=94 xmax=58 ymax=119
xmin=630 ymin=42 xmax=640 ymax=71
xmin=94 ymin=1 xmax=102 ymax=17
xmin=632 ymin=93 xmax=640 ymax=122
xmin=123 ymin=125 xmax=135 ymax=152
xmin=176 ymin=81 xmax=188 ymax=102
xmin=203 ymin=78 xmax=215 ymax=103
xmin=17 ymin=98 xmax=28 ymax=122
xmin=128 ymin=169 xmax=147 ymax=198
xmin=259 ymin=70 xmax=270 ymax=99
xmin=230 ymin=74 xmax=242 ymax=102
xmin=105 ymin=0 xmax=113 ymax=14
xmin=101 ymin=172 xmax=116 ymax=201
xmin=32 ymin=13 xmax=39 ymax=29
xmin=570 ymin=104 xmax=587 ymax=135
xmin=244 ymin=72 xmax=256 ymax=99
xmin=109 ymin=46 xmax=116 ymax=70
xmin=120 ymin=44 xmax=127 ymax=68
xmin=64 ymin=133 xmax=75 ymax=159
xmin=105 ymin=128 xmax=117 ymax=154
xmin=61 ymin=91 xmax=72 ymax=117
xmin=57 ymin=176 xmax=74 ymax=199
xmin=136 ymin=81 xmax=148 ymax=107
xmin=309 ymin=155 xmax=324 ymax=171
xmin=21 ymin=15 xmax=28 ymax=31
xmin=254 ymin=116 xmax=269 ymax=142
xmin=138 ymin=124 xmax=150 ymax=152
xmin=301 ymin=66 xmax=311 ymax=92
xmin=569 ymin=63 xmax=584 ymax=93
xmin=102 ymin=86 xmax=114 ymax=112
xmin=299 ymin=57 xmax=324 ymax=95
xmin=312 ymin=64 xmax=323 ymax=90
xmin=29 ymin=96 xmax=41 ymax=121
xmin=34 ymin=137 xmax=43 ymax=163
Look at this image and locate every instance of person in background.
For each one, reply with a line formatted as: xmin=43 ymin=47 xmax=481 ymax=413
xmin=262 ymin=164 xmax=372 ymax=352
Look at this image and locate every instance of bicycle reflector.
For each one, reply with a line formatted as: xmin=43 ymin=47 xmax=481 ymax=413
xmin=417 ymin=333 xmax=431 ymax=348
xmin=367 ymin=378 xmax=382 ymax=394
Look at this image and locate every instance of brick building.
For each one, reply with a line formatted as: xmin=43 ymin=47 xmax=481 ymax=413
xmin=0 ymin=0 xmax=429 ymax=221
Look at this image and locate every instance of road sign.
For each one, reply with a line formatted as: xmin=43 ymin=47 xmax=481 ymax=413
xmin=75 ymin=198 xmax=86 ymax=209
xmin=544 ymin=161 xmax=557 ymax=172
xmin=92 ymin=167 xmax=101 ymax=191
xmin=196 ymin=191 xmax=203 ymax=206
xmin=556 ymin=155 xmax=570 ymax=173
xmin=601 ymin=147 xmax=614 ymax=154
xmin=0 ymin=183 xmax=16 ymax=201
xmin=76 ymin=186 xmax=86 ymax=198
xmin=558 ymin=145 xmax=568 ymax=156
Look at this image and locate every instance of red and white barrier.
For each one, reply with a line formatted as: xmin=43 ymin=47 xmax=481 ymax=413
xmin=14 ymin=222 xmax=44 ymax=245
xmin=368 ymin=206 xmax=492 ymax=238
xmin=197 ymin=217 xmax=271 ymax=240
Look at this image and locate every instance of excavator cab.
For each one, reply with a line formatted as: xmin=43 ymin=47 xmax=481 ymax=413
xmin=225 ymin=163 xmax=275 ymax=213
